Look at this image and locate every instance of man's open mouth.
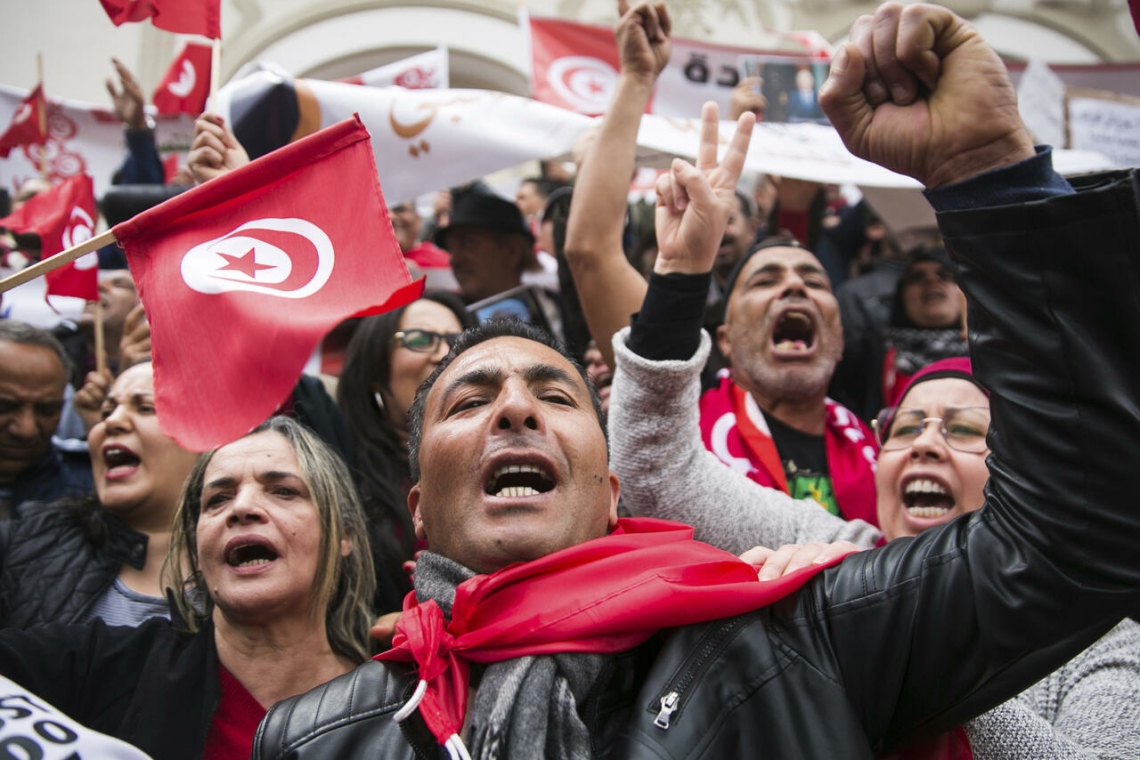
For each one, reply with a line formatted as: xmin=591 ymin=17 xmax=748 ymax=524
xmin=772 ymin=311 xmax=816 ymax=353
xmin=485 ymin=464 xmax=555 ymax=498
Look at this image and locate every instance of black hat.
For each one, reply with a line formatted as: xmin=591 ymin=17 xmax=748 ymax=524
xmin=433 ymin=192 xmax=535 ymax=250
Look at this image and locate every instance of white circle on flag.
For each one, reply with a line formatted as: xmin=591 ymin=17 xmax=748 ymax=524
xmin=73 ymin=252 xmax=99 ymax=270
xmin=546 ymin=56 xmax=617 ymax=113
xmin=62 ymin=206 xmax=95 ymax=250
xmin=169 ymin=60 xmax=197 ymax=97
xmin=180 ymin=218 xmax=335 ymax=299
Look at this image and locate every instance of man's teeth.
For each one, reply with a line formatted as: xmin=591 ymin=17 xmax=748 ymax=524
xmin=775 ymin=340 xmax=809 ymax=351
xmin=497 ymin=486 xmax=541 ymax=498
xmin=493 ymin=464 xmax=547 ymax=478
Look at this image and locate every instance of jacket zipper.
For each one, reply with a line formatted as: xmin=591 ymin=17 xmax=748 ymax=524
xmin=648 ymin=615 xmax=752 ymax=730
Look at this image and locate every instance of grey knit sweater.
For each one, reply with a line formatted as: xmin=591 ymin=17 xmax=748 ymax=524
xmin=608 ymin=327 xmax=1140 ymax=759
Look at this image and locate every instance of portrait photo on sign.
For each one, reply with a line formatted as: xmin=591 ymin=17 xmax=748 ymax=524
xmin=739 ymin=56 xmax=830 ymax=125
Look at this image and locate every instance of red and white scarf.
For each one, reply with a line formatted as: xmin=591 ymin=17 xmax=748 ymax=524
xmin=699 ymin=371 xmax=880 ymax=526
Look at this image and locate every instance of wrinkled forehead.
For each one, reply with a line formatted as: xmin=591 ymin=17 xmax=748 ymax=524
xmin=732 ymin=246 xmax=828 ymax=296
xmin=428 ymin=336 xmax=590 ymax=410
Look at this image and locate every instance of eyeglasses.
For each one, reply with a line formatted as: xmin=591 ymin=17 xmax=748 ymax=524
xmin=392 ymin=329 xmax=459 ymax=354
xmin=872 ymin=406 xmax=990 ymax=453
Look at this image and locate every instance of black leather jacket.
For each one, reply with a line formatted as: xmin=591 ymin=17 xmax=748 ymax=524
xmin=0 ymin=497 xmax=148 ymax=628
xmin=254 ymin=170 xmax=1140 ymax=759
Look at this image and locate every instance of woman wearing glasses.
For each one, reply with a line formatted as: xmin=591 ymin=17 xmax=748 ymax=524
xmin=337 ymin=291 xmax=476 ymax=611
xmin=611 ymin=336 xmax=1140 ymax=758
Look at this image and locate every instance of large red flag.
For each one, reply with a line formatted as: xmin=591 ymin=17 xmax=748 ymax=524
xmin=0 ymin=174 xmax=99 ymax=301
xmin=153 ymin=43 xmax=212 ymax=116
xmin=99 ymin=0 xmax=221 ymax=39
xmin=0 ymin=84 xmax=48 ymax=158
xmin=111 ymin=116 xmax=422 ymax=451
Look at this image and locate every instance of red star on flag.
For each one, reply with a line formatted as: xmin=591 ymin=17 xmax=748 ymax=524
xmin=216 ymin=248 xmax=275 ymax=278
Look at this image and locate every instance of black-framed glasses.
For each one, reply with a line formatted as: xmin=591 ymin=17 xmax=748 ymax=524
xmin=872 ymin=406 xmax=990 ymax=453
xmin=392 ymin=329 xmax=459 ymax=353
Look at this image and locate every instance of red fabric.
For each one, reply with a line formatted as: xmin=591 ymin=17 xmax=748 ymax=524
xmin=201 ymin=663 xmax=267 ymax=760
xmin=0 ymin=174 xmax=98 ymax=301
xmin=376 ymin=517 xmax=850 ymax=745
xmin=699 ymin=373 xmax=880 ymax=526
xmin=528 ymin=16 xmax=643 ymax=116
xmin=776 ymin=208 xmax=810 ymax=246
xmin=112 ymin=116 xmax=423 ymax=451
xmin=0 ymin=85 xmax=48 ymax=159
xmin=153 ymin=43 xmax=212 ymax=116
xmin=99 ymin=0 xmax=221 ymax=39
xmin=162 ymin=153 xmax=182 ymax=184
xmin=1132 ymin=0 xmax=1140 ymax=37
xmin=404 ymin=240 xmax=451 ymax=269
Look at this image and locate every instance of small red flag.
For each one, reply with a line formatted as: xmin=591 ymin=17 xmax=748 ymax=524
xmin=0 ymin=174 xmax=99 ymax=302
xmin=153 ymin=43 xmax=212 ymax=116
xmin=99 ymin=0 xmax=221 ymax=39
xmin=0 ymin=85 xmax=48 ymax=158
xmin=527 ymin=17 xmax=627 ymax=116
xmin=111 ymin=116 xmax=423 ymax=451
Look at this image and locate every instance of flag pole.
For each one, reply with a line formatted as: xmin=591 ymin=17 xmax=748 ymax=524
xmin=36 ymin=52 xmax=48 ymax=179
xmin=94 ymin=299 xmax=107 ymax=375
xmin=0 ymin=229 xmax=116 ymax=295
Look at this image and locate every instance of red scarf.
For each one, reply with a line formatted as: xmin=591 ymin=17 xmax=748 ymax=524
xmin=376 ymin=518 xmax=846 ymax=746
xmin=699 ymin=372 xmax=880 ymax=526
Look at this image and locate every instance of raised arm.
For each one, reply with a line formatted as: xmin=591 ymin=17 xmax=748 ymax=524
xmin=811 ymin=3 xmax=1140 ymax=749
xmin=562 ymin=0 xmax=669 ymax=368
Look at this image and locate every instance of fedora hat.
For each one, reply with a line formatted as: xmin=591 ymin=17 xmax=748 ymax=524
xmin=433 ymin=192 xmax=535 ymax=249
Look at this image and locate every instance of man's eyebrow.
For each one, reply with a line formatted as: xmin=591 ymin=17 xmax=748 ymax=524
xmin=439 ymin=366 xmax=505 ymax=408
xmin=746 ymin=262 xmax=787 ymax=279
xmin=523 ymin=363 xmax=580 ymax=389
xmin=794 ymin=262 xmax=827 ymax=277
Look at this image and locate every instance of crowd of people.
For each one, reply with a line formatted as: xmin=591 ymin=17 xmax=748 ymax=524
xmin=1 ymin=1 xmax=1139 ymax=758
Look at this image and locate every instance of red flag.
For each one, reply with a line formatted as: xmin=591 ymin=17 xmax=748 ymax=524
xmin=0 ymin=174 xmax=99 ymax=301
xmin=153 ymin=43 xmax=212 ymax=116
xmin=527 ymin=17 xmax=625 ymax=116
xmin=99 ymin=0 xmax=221 ymax=39
xmin=111 ymin=116 xmax=423 ymax=451
xmin=0 ymin=84 xmax=48 ymax=158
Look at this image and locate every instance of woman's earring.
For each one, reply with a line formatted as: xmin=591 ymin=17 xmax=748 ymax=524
xmin=374 ymin=392 xmax=385 ymax=412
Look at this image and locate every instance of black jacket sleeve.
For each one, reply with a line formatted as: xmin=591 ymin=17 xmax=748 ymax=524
xmin=815 ymin=169 xmax=1140 ymax=752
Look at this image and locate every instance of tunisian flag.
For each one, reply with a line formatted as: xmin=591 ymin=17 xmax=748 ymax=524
xmin=0 ymin=84 xmax=48 ymax=158
xmin=99 ymin=0 xmax=221 ymax=39
xmin=153 ymin=43 xmax=212 ymax=116
xmin=0 ymin=174 xmax=99 ymax=301
xmin=112 ymin=116 xmax=422 ymax=451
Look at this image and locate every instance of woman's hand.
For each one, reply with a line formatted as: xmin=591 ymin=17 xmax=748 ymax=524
xmin=741 ymin=541 xmax=860 ymax=581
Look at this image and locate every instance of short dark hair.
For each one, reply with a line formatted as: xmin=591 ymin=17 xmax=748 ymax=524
xmin=406 ymin=320 xmax=606 ymax=482
xmin=0 ymin=319 xmax=74 ymax=384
